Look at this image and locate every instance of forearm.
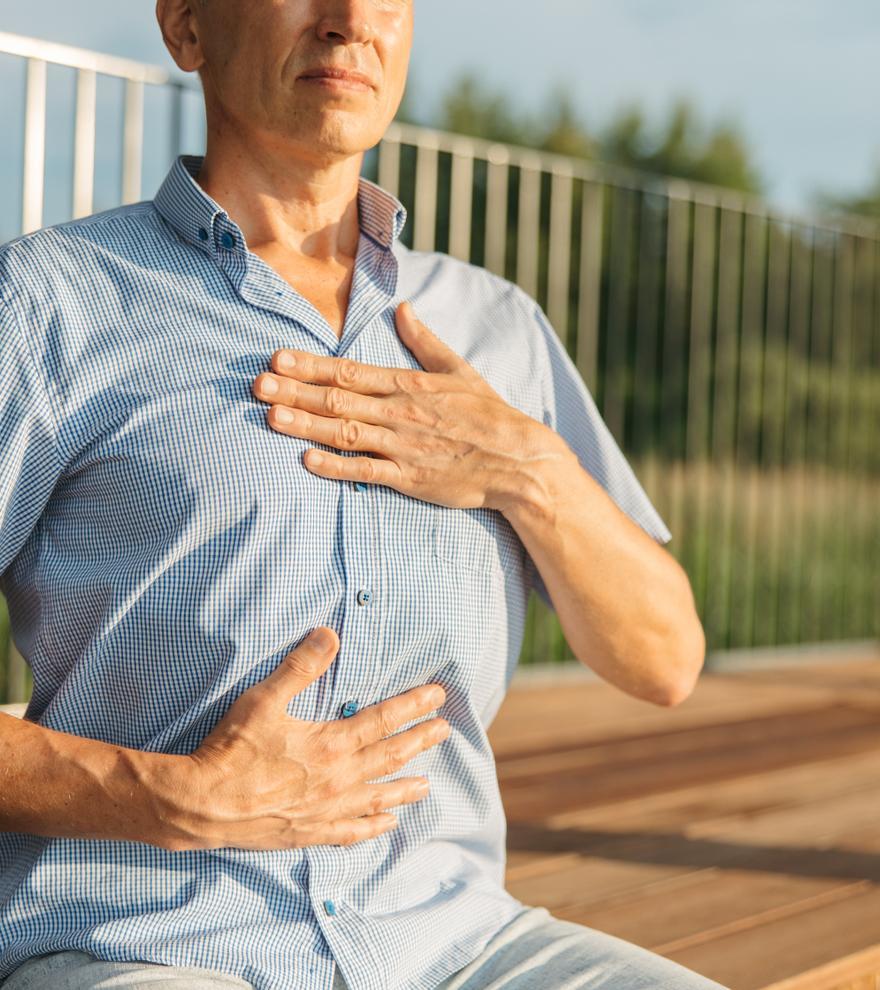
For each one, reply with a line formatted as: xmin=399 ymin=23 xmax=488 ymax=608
xmin=500 ymin=426 xmax=705 ymax=706
xmin=0 ymin=711 xmax=186 ymax=847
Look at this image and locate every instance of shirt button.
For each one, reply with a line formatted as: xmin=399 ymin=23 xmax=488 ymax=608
xmin=323 ymin=899 xmax=337 ymax=916
xmin=353 ymin=482 xmax=368 ymax=493
xmin=220 ymin=231 xmax=236 ymax=249
xmin=197 ymin=227 xmax=209 ymax=241
xmin=341 ymin=700 xmax=359 ymax=718
xmin=356 ymin=589 xmax=372 ymax=606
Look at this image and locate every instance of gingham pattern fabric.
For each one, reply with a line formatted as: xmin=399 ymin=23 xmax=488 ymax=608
xmin=0 ymin=155 xmax=671 ymax=990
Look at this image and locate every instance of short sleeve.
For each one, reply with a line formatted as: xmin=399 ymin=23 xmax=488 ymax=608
xmin=0 ymin=292 xmax=62 ymax=584
xmin=527 ymin=299 xmax=672 ymax=609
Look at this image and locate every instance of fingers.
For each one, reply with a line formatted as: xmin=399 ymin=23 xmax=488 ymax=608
xmin=270 ymin=349 xmax=400 ymax=396
xmin=337 ymin=683 xmax=447 ymax=752
xmin=254 ymin=374 xmax=389 ymax=426
xmin=298 ymin=449 xmax=401 ymax=489
xmin=394 ymin=300 xmax=470 ymax=376
xmin=357 ymin=717 xmax=451 ymax=782
xmin=236 ymin=813 xmax=400 ymax=850
xmin=301 ymin=775 xmax=431 ymax=826
xmin=342 ymin=776 xmax=431 ymax=818
xmin=265 ymin=406 xmax=396 ymax=457
xmin=252 ymin=627 xmax=339 ymax=707
xmin=296 ymin=814 xmax=399 ymax=848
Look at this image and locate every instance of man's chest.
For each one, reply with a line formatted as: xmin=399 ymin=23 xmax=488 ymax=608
xmin=46 ymin=292 xmax=534 ymax=606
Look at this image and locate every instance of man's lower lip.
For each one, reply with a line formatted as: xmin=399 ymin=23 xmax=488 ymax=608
xmin=299 ymin=76 xmax=371 ymax=91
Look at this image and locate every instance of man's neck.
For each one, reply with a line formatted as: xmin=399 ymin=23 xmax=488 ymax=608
xmin=194 ymin=131 xmax=364 ymax=264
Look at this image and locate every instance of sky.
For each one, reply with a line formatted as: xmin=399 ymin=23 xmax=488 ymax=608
xmin=0 ymin=0 xmax=878 ymax=216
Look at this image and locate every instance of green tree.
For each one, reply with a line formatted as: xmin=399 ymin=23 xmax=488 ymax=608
xmin=816 ymin=163 xmax=880 ymax=219
xmin=534 ymin=84 xmax=596 ymax=159
xmin=436 ymin=72 xmax=538 ymax=146
xmin=431 ymin=73 xmax=763 ymax=196
xmin=600 ymin=98 xmax=763 ymax=194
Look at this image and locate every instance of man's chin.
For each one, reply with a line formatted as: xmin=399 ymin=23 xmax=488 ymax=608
xmin=280 ymin=115 xmax=384 ymax=157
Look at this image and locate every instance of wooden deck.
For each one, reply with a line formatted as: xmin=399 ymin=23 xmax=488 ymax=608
xmin=490 ymin=648 xmax=880 ymax=990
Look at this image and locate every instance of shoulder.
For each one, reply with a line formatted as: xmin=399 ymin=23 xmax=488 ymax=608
xmin=0 ymin=201 xmax=163 ymax=300
xmin=391 ymin=241 xmax=542 ymax=361
xmin=392 ymin=242 xmax=549 ymax=414
xmin=392 ymin=240 xmax=535 ymax=316
xmin=393 ymin=238 xmax=553 ymax=356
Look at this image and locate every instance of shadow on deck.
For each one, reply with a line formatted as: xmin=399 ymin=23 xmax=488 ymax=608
xmin=490 ymin=646 xmax=880 ymax=990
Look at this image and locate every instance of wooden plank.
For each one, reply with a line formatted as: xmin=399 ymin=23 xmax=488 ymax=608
xmin=665 ymin=886 xmax=880 ymax=990
xmin=685 ymin=776 xmax=880 ymax=848
xmin=556 ymin=871 xmax=869 ymax=956
xmin=489 ymin=663 xmax=880 ymax=760
xmin=507 ymin=851 xmax=713 ymax=910
xmin=761 ymin=944 xmax=880 ymax=990
xmin=493 ymin=662 xmax=880 ymax=989
xmin=543 ymin=745 xmax=880 ymax=834
xmin=498 ymin=706 xmax=880 ymax=821
xmin=506 ymin=818 xmax=880 ymax=915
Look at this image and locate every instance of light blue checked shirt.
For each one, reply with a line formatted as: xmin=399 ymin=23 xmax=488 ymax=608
xmin=0 ymin=155 xmax=671 ymax=990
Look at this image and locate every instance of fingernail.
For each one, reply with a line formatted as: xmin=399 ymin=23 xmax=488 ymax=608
xmin=274 ymin=407 xmax=294 ymax=425
xmin=278 ymin=351 xmax=295 ymax=371
xmin=260 ymin=375 xmax=279 ymax=396
xmin=311 ymin=627 xmax=334 ymax=650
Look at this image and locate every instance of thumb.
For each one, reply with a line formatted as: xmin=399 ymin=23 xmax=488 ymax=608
xmin=259 ymin=626 xmax=339 ymax=705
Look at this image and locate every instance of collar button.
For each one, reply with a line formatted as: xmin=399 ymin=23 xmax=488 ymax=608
xmin=197 ymin=227 xmax=209 ymax=242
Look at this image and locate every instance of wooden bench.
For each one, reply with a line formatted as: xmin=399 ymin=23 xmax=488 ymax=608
xmin=490 ymin=648 xmax=880 ymax=990
xmin=4 ymin=646 xmax=880 ymax=988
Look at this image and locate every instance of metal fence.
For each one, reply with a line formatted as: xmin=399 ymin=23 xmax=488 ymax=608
xmin=1 ymin=32 xmax=878 ymax=702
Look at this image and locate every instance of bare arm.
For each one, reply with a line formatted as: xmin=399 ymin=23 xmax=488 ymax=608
xmin=501 ymin=429 xmax=705 ymax=707
xmin=0 ymin=709 xmax=178 ymax=844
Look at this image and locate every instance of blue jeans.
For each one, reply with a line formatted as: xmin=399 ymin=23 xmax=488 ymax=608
xmin=1 ymin=905 xmax=730 ymax=989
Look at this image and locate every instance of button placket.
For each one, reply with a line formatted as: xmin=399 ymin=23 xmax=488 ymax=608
xmin=328 ymin=437 xmax=382 ymax=724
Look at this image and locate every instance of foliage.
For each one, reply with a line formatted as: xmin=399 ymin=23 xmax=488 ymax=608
xmin=601 ymin=99 xmax=763 ymax=194
xmin=816 ymin=163 xmax=880 ymax=220
xmin=420 ymin=73 xmax=763 ymax=195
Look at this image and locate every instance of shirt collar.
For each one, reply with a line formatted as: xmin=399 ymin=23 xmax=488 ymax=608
xmin=153 ymin=154 xmax=408 ymax=255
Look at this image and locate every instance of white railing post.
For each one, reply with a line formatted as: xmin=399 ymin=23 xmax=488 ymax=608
xmin=122 ymin=79 xmax=145 ymax=204
xmin=72 ymin=68 xmax=97 ymax=219
xmin=484 ymin=144 xmax=509 ymax=277
xmin=22 ymin=57 xmax=47 ymax=234
xmin=547 ymin=164 xmax=574 ymax=343
xmin=448 ymin=139 xmax=474 ymax=261
xmin=413 ymin=133 xmax=439 ymax=252
xmin=515 ymin=154 xmax=541 ymax=299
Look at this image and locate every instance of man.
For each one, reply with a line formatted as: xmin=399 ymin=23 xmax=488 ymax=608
xmin=0 ymin=1 xmax=724 ymax=988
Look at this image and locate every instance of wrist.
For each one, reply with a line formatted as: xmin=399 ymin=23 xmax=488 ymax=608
xmin=496 ymin=421 xmax=575 ymax=527
xmin=124 ymin=750 xmax=212 ymax=851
